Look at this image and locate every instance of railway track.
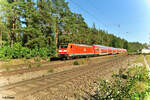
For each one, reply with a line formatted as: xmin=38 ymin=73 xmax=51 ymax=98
xmin=0 ymin=54 xmax=131 ymax=100
xmin=0 ymin=60 xmax=72 ymax=77
xmin=0 ymin=55 xmax=113 ymax=77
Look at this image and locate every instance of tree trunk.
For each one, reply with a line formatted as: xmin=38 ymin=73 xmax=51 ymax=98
xmin=0 ymin=30 xmax=2 ymax=47
xmin=0 ymin=18 xmax=2 ymax=47
xmin=11 ymin=0 xmax=16 ymax=46
xmin=56 ymin=23 xmax=58 ymax=48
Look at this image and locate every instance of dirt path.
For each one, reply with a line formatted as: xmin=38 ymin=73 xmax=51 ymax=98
xmin=0 ymin=54 xmax=134 ymax=100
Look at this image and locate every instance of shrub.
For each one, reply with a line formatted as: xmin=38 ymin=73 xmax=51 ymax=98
xmin=93 ymin=66 xmax=150 ymax=100
xmin=39 ymin=48 xmax=48 ymax=58
xmin=0 ymin=46 xmax=13 ymax=59
xmin=0 ymin=43 xmax=57 ymax=60
xmin=74 ymin=61 xmax=80 ymax=65
xmin=21 ymin=47 xmax=31 ymax=58
xmin=30 ymin=47 xmax=39 ymax=57
xmin=12 ymin=42 xmax=23 ymax=58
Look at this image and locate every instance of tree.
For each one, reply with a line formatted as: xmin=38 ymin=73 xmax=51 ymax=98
xmin=0 ymin=18 xmax=7 ymax=46
xmin=123 ymin=41 xmax=128 ymax=49
xmin=0 ymin=0 xmax=145 ymax=59
xmin=110 ymin=38 xmax=117 ymax=47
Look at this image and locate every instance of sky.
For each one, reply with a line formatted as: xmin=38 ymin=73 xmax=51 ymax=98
xmin=66 ymin=0 xmax=150 ymax=44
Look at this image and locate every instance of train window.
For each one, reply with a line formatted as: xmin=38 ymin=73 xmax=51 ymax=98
xmin=60 ymin=45 xmax=68 ymax=48
xmin=70 ymin=45 xmax=72 ymax=48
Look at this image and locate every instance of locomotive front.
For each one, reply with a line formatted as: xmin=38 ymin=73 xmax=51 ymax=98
xmin=58 ymin=44 xmax=69 ymax=58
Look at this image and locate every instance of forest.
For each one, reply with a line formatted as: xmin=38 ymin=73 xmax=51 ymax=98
xmin=0 ymin=0 xmax=145 ymax=59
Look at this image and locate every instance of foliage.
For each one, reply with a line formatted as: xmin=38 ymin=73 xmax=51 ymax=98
xmin=34 ymin=57 xmax=41 ymax=62
xmin=0 ymin=42 xmax=55 ymax=60
xmin=73 ymin=60 xmax=80 ymax=65
xmin=128 ymin=42 xmax=144 ymax=52
xmin=93 ymin=66 xmax=150 ymax=100
xmin=36 ymin=62 xmax=41 ymax=68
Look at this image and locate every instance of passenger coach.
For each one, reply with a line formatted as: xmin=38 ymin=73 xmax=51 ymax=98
xmin=58 ymin=43 xmax=127 ymax=59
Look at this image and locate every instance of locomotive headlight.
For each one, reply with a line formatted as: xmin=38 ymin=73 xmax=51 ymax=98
xmin=59 ymin=50 xmax=62 ymax=52
xmin=63 ymin=50 xmax=67 ymax=52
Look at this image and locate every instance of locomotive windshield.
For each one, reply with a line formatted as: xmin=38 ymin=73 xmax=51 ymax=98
xmin=60 ymin=45 xmax=68 ymax=49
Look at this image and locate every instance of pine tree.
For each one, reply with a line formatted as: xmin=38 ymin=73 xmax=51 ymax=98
xmin=123 ymin=41 xmax=128 ymax=49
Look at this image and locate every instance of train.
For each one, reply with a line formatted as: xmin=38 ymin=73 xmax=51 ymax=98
xmin=58 ymin=43 xmax=127 ymax=59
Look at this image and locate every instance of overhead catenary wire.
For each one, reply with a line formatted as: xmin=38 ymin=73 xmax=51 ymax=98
xmin=85 ymin=0 xmax=131 ymax=36
xmin=68 ymin=0 xmax=129 ymax=37
xmin=69 ymin=0 xmax=106 ymax=28
xmin=86 ymin=0 xmax=122 ymax=28
xmin=68 ymin=0 xmax=122 ymax=30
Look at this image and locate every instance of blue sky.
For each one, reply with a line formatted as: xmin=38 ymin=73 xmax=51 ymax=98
xmin=66 ymin=0 xmax=150 ymax=44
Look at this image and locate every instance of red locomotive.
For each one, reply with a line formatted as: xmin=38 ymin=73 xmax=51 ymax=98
xmin=58 ymin=43 xmax=127 ymax=59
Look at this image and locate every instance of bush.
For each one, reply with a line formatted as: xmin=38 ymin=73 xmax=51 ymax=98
xmin=12 ymin=42 xmax=23 ymax=58
xmin=0 ymin=46 xmax=13 ymax=59
xmin=30 ymin=47 xmax=39 ymax=57
xmin=0 ymin=43 xmax=57 ymax=60
xmin=21 ymin=47 xmax=31 ymax=58
xmin=74 ymin=61 xmax=80 ymax=65
xmin=93 ymin=66 xmax=150 ymax=100
xmin=39 ymin=48 xmax=48 ymax=58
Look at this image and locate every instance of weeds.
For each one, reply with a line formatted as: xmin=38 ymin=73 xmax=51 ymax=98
xmin=48 ymin=69 xmax=54 ymax=73
xmin=28 ymin=62 xmax=32 ymax=68
xmin=5 ymin=66 xmax=10 ymax=71
xmin=74 ymin=61 xmax=80 ymax=65
xmin=34 ymin=57 xmax=41 ymax=62
xmin=80 ymin=59 xmax=86 ymax=64
xmin=93 ymin=66 xmax=150 ymax=100
xmin=36 ymin=63 xmax=41 ymax=67
xmin=74 ymin=59 xmax=87 ymax=65
xmin=74 ymin=66 xmax=150 ymax=100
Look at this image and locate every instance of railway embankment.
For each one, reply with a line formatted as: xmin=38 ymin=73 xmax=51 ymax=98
xmin=86 ymin=54 xmax=150 ymax=100
xmin=0 ymin=55 xmax=119 ymax=87
xmin=0 ymin=54 xmax=135 ymax=100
